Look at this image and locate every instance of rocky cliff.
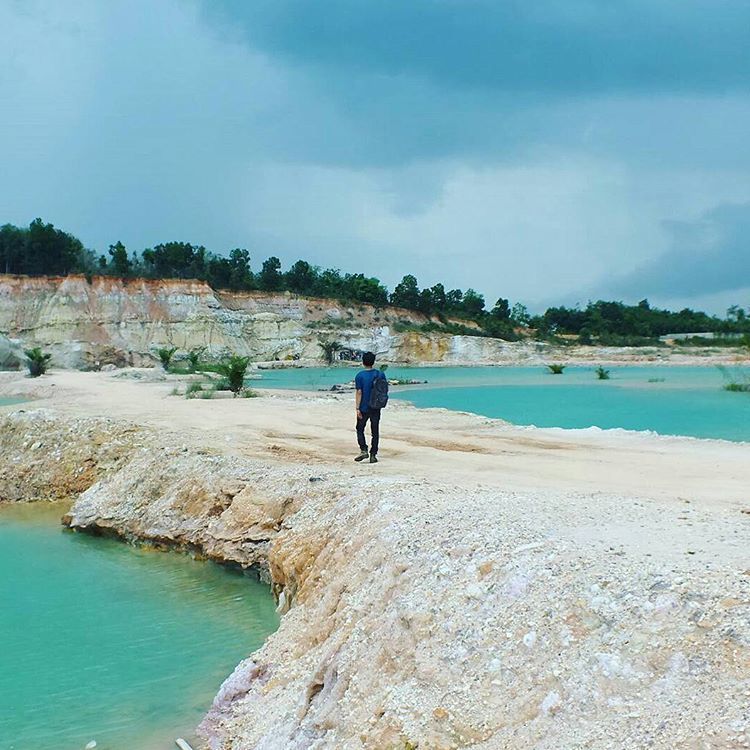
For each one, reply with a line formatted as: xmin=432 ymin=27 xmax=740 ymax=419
xmin=3 ymin=275 xmax=746 ymax=371
xmin=0 ymin=274 xmax=516 ymax=369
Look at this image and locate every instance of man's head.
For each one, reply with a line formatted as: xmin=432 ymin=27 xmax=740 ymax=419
xmin=362 ymin=351 xmax=376 ymax=368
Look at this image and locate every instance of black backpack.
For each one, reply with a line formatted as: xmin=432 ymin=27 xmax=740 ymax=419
xmin=368 ymin=370 xmax=389 ymax=409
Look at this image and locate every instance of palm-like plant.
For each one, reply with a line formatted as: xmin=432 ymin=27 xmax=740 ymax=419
xmin=595 ymin=366 xmax=610 ymax=380
xmin=546 ymin=363 xmax=566 ymax=375
xmin=319 ymin=339 xmax=343 ymax=365
xmin=25 ymin=347 xmax=52 ymax=377
xmin=187 ymin=347 xmax=205 ymax=372
xmin=216 ymin=355 xmax=250 ymax=396
xmin=157 ymin=347 xmax=178 ymax=371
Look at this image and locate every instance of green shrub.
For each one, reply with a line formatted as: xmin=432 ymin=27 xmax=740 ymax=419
xmin=187 ymin=347 xmax=205 ymax=372
xmin=546 ymin=363 xmax=566 ymax=374
xmin=240 ymin=388 xmax=258 ymax=398
xmin=157 ymin=347 xmax=177 ymax=371
xmin=216 ymin=355 xmax=250 ymax=396
xmin=724 ymin=383 xmax=750 ymax=392
xmin=319 ymin=339 xmax=343 ymax=365
xmin=24 ymin=347 xmax=52 ymax=377
xmin=595 ymin=366 xmax=610 ymax=380
xmin=185 ymin=381 xmax=204 ymax=398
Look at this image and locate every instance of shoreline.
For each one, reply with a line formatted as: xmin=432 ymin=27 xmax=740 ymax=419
xmin=255 ymin=350 xmax=750 ymax=369
xmin=1 ymin=370 xmax=750 ymax=748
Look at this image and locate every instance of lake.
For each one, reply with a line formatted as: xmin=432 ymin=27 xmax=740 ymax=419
xmin=0 ymin=503 xmax=278 ymax=750
xmin=254 ymin=365 xmax=750 ymax=442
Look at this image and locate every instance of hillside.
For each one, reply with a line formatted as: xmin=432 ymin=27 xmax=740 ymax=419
xmin=1 ymin=274 xmax=748 ymax=371
xmin=0 ymin=274 xmax=498 ymax=369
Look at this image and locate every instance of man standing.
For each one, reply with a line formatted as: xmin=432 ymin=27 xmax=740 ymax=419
xmin=354 ymin=351 xmax=384 ymax=463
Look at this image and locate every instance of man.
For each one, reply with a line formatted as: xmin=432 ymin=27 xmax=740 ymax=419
xmin=354 ymin=351 xmax=383 ymax=463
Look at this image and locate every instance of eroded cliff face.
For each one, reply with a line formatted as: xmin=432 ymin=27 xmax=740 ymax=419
xmin=0 ymin=274 xmax=516 ymax=368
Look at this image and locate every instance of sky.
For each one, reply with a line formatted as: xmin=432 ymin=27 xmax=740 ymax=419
xmin=1 ymin=0 xmax=749 ymax=314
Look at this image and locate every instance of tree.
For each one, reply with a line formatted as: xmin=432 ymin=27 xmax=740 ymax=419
xmin=286 ymin=259 xmax=317 ymax=294
xmin=491 ymin=298 xmax=511 ymax=319
xmin=727 ymin=304 xmax=747 ymax=323
xmin=417 ymin=288 xmax=434 ymax=313
xmin=259 ymin=256 xmax=283 ymax=291
xmin=461 ymin=289 xmax=486 ymax=316
xmin=341 ymin=273 xmax=389 ymax=305
xmin=319 ymin=339 xmax=343 ymax=365
xmin=429 ymin=283 xmax=447 ymax=310
xmin=142 ymin=242 xmax=205 ymax=279
xmin=390 ymin=275 xmax=420 ymax=309
xmin=0 ymin=224 xmax=26 ymax=274
xmin=108 ymin=241 xmax=131 ymax=277
xmin=510 ymin=303 xmax=531 ymax=326
xmin=25 ymin=218 xmax=84 ymax=275
xmin=446 ymin=288 xmax=464 ymax=310
xmin=228 ymin=248 xmax=252 ymax=290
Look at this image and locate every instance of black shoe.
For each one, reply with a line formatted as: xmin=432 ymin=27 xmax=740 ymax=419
xmin=369 ymin=453 xmax=378 ymax=463
xmin=354 ymin=450 xmax=369 ymax=462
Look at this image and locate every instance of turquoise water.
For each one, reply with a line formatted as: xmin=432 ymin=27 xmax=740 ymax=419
xmin=0 ymin=397 xmax=25 ymax=407
xmin=0 ymin=503 xmax=278 ymax=750
xmin=254 ymin=365 xmax=750 ymax=441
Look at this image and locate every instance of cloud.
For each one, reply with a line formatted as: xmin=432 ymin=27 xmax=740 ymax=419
xmin=0 ymin=0 xmax=748 ymax=315
xmin=204 ymin=0 xmax=750 ymax=95
xmin=612 ymin=203 xmax=750 ymax=298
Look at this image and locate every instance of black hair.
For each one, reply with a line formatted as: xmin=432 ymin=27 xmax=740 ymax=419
xmin=362 ymin=351 xmax=376 ymax=367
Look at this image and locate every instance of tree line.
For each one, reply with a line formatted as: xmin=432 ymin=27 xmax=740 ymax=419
xmin=1 ymin=218 xmax=748 ymax=342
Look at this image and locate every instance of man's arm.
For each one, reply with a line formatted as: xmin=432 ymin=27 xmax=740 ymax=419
xmin=355 ymin=389 xmax=362 ymax=419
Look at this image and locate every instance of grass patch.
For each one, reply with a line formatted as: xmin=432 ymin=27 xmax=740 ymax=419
xmin=546 ymin=363 xmax=566 ymax=374
xmin=595 ymin=366 xmax=610 ymax=380
xmin=724 ymin=382 xmax=750 ymax=392
xmin=185 ymin=381 xmax=205 ymax=399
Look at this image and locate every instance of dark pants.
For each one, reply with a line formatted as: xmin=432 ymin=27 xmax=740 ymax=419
xmin=356 ymin=409 xmax=381 ymax=455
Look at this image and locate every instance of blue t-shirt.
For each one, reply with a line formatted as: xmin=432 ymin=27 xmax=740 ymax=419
xmin=355 ymin=369 xmax=381 ymax=413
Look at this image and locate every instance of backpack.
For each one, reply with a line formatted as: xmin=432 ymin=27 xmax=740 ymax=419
xmin=368 ymin=371 xmax=389 ymax=409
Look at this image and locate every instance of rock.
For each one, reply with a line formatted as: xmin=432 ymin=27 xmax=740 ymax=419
xmin=0 ymin=334 xmax=24 ymax=370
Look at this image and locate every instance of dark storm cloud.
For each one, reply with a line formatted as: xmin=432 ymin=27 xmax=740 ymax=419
xmin=197 ymin=0 xmax=750 ymax=171
xmin=204 ymin=0 xmax=750 ymax=95
xmin=614 ymin=203 xmax=750 ymax=297
xmin=1 ymin=1 xmax=749 ymax=313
